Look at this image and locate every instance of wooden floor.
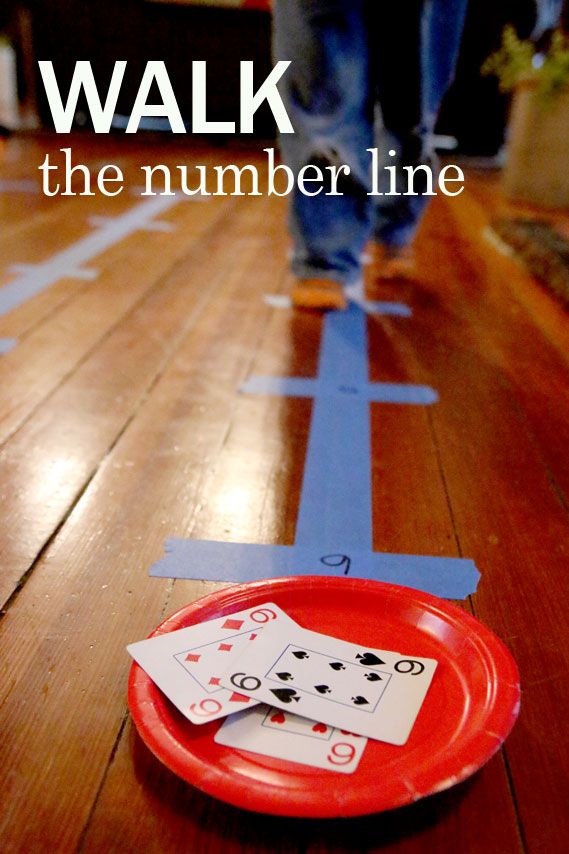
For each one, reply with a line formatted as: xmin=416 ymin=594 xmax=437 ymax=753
xmin=0 ymin=136 xmax=568 ymax=853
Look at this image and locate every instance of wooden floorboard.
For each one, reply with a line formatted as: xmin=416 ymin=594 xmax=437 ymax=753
xmin=0 ymin=139 xmax=567 ymax=853
xmin=444 ymin=188 xmax=569 ymax=508
xmin=411 ymin=198 xmax=569 ymax=852
xmin=0 ymin=198 xmax=248 ymax=606
xmin=0 ymin=184 xmax=286 ymax=851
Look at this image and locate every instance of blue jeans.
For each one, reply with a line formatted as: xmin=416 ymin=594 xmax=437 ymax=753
xmin=273 ymin=0 xmax=468 ymax=283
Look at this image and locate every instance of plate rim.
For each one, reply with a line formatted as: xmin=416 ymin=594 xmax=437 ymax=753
xmin=128 ymin=576 xmax=521 ymax=817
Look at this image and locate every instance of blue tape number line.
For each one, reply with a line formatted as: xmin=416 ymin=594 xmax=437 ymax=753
xmin=0 ymin=338 xmax=17 ymax=355
xmin=0 ymin=194 xmax=192 ymax=356
xmin=0 ymin=193 xmax=184 ymax=319
xmin=0 ymin=180 xmax=39 ymax=194
xmin=150 ymin=301 xmax=480 ymax=598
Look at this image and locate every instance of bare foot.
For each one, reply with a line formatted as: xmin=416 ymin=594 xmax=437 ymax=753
xmin=291 ymin=278 xmax=347 ymax=311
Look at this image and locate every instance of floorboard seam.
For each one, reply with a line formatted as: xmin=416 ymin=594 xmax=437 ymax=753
xmin=74 ymin=711 xmax=130 ymax=854
xmin=508 ymin=391 xmax=569 ymax=517
xmin=426 ymin=407 xmax=463 ymax=559
xmin=543 ymin=465 xmax=569 ymax=513
xmin=501 ymin=748 xmax=529 ymax=854
xmin=0 ymin=469 xmax=99 ymax=616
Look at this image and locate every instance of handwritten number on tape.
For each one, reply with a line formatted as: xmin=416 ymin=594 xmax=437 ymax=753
xmin=320 ymin=554 xmax=351 ymax=576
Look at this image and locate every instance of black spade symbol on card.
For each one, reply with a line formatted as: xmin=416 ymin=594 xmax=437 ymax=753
xmin=315 ymin=684 xmax=331 ymax=694
xmin=276 ymin=672 xmax=293 ymax=681
xmin=293 ymin=651 xmax=309 ymax=660
xmin=351 ymin=695 xmax=369 ymax=706
xmin=356 ymin=652 xmax=385 ymax=667
xmin=329 ymin=662 xmax=345 ymax=671
xmin=271 ymin=688 xmax=300 ymax=704
xmin=365 ymin=672 xmax=382 ymax=681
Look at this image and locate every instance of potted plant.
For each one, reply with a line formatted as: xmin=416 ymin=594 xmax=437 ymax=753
xmin=483 ymin=24 xmax=569 ymax=207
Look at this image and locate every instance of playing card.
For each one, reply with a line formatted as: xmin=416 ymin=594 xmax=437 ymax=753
xmin=218 ymin=623 xmax=437 ymax=744
xmin=215 ymin=704 xmax=367 ymax=774
xmin=127 ymin=603 xmax=297 ymax=725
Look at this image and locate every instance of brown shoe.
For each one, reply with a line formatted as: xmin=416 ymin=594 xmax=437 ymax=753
xmin=370 ymin=244 xmax=417 ymax=280
xmin=291 ymin=277 xmax=347 ymax=311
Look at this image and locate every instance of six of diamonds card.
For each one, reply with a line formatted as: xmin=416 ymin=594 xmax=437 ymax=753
xmin=127 ymin=603 xmax=297 ymax=724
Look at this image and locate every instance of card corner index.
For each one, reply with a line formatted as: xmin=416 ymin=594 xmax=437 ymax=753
xmin=255 ymin=602 xmax=298 ymax=624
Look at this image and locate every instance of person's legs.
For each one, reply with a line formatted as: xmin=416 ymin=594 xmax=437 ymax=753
xmin=273 ymin=0 xmax=373 ymax=297
xmin=371 ymin=0 xmax=426 ymax=257
xmin=421 ymin=0 xmax=469 ymax=138
xmin=371 ymin=0 xmax=468 ymax=273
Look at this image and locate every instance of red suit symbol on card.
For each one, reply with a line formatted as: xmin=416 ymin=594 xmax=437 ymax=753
xmin=229 ymin=692 xmax=250 ymax=703
xmin=218 ymin=643 xmax=233 ymax=652
xmin=312 ymin=722 xmax=328 ymax=733
xmin=270 ymin=711 xmax=286 ymax=724
xmin=208 ymin=677 xmax=221 ymax=686
xmin=222 ymin=619 xmax=244 ymax=630
xmin=185 ymin=653 xmax=200 ymax=662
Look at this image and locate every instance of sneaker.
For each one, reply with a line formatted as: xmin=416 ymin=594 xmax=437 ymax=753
xmin=291 ymin=277 xmax=347 ymax=311
xmin=370 ymin=244 xmax=417 ymax=280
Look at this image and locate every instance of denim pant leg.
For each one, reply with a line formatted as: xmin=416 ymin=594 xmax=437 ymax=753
xmin=373 ymin=0 xmax=468 ymax=248
xmin=421 ymin=0 xmax=469 ymax=135
xmin=372 ymin=129 xmax=430 ymax=249
xmin=273 ymin=0 xmax=373 ymax=284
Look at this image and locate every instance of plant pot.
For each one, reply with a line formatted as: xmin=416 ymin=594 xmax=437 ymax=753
xmin=503 ymin=81 xmax=569 ymax=208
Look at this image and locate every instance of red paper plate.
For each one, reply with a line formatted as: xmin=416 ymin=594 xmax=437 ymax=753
xmin=128 ymin=577 xmax=520 ymax=818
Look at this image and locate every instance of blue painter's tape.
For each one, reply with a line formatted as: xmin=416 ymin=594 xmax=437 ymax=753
xmin=149 ymin=298 xmax=481 ymax=599
xmin=318 ymin=302 xmax=367 ymax=384
xmin=240 ymin=376 xmax=438 ymax=404
xmin=0 ymin=338 xmax=17 ymax=355
xmin=0 ymin=193 xmax=184 ymax=318
xmin=295 ymin=394 xmax=372 ymax=549
xmin=367 ymin=383 xmax=438 ymax=404
xmin=150 ymin=539 xmax=480 ymax=601
xmin=363 ymin=300 xmax=412 ymax=317
xmin=242 ymin=304 xmax=436 ymax=553
xmin=0 ymin=180 xmax=38 ymax=194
